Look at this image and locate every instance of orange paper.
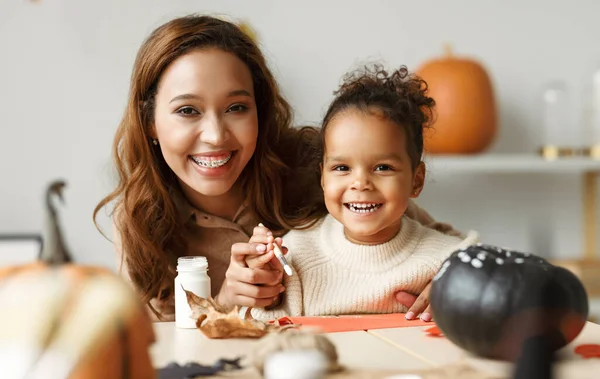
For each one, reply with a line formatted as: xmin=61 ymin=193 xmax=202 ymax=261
xmin=424 ymin=325 xmax=444 ymax=337
xmin=271 ymin=314 xmax=431 ymax=333
xmin=575 ymin=344 xmax=600 ymax=358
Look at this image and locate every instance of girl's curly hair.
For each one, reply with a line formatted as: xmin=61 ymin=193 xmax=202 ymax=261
xmin=321 ymin=64 xmax=435 ymax=169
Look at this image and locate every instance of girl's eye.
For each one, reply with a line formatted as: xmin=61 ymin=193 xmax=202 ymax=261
xmin=176 ymin=106 xmax=199 ymax=116
xmin=375 ymin=164 xmax=393 ymax=171
xmin=333 ymin=165 xmax=350 ymax=171
xmin=227 ymin=104 xmax=248 ymax=113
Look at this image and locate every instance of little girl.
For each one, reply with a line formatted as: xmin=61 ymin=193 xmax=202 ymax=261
xmin=247 ymin=65 xmax=479 ymax=319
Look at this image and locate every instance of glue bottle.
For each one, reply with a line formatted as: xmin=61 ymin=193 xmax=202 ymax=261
xmin=174 ymin=256 xmax=211 ymax=329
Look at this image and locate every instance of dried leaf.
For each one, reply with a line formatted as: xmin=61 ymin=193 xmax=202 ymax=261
xmin=183 ymin=288 xmax=292 ymax=339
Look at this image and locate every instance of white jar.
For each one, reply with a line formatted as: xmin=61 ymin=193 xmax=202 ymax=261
xmin=174 ymin=256 xmax=211 ymax=329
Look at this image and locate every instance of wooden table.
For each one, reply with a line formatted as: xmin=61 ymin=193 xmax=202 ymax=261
xmin=151 ymin=321 xmax=600 ymax=378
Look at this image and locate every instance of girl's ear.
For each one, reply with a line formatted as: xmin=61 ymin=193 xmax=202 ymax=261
xmin=410 ymin=161 xmax=426 ymax=198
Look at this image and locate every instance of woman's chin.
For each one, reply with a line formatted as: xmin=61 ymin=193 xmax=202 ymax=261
xmin=191 ymin=182 xmax=237 ymax=198
xmin=178 ymin=176 xmax=237 ymax=199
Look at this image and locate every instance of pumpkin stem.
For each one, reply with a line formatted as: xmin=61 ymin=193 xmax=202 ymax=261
xmin=40 ymin=179 xmax=73 ymax=265
xmin=443 ymin=43 xmax=453 ymax=58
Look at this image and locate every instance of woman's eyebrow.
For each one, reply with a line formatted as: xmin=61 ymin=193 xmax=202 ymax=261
xmin=227 ymin=89 xmax=252 ymax=98
xmin=170 ymin=89 xmax=252 ymax=104
xmin=169 ymin=93 xmax=201 ymax=104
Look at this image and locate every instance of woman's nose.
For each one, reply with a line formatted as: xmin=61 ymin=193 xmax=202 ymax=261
xmin=199 ymin=114 xmax=227 ymax=146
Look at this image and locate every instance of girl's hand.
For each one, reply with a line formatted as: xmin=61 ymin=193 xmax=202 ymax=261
xmin=395 ymin=282 xmax=433 ymax=322
xmin=216 ymin=237 xmax=285 ymax=310
xmin=245 ymin=224 xmax=288 ymax=270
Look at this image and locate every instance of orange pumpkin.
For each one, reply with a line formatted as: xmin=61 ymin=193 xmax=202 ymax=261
xmin=417 ymin=45 xmax=497 ymax=154
xmin=0 ymin=263 xmax=156 ymax=379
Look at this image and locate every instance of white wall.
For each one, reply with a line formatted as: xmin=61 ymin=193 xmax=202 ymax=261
xmin=1 ymin=0 xmax=600 ymax=269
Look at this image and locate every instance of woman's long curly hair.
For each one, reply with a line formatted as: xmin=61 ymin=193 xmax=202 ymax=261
xmin=93 ymin=14 xmax=325 ymax=317
xmin=321 ymin=64 xmax=435 ymax=169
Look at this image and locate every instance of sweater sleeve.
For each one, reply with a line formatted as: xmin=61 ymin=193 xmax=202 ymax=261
xmin=405 ymin=200 xmax=465 ymax=238
xmin=248 ymin=267 xmax=304 ymax=320
xmin=248 ymin=233 xmax=306 ymax=320
xmin=416 ymin=228 xmax=480 ymax=276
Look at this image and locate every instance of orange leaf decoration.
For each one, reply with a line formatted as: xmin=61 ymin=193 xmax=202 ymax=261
xmin=238 ymin=21 xmax=258 ymax=42
xmin=424 ymin=325 xmax=444 ymax=337
xmin=183 ymin=288 xmax=293 ymax=339
xmin=574 ymin=344 xmax=600 ymax=359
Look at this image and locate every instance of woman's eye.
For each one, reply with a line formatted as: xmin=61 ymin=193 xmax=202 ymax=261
xmin=227 ymin=104 xmax=248 ymax=113
xmin=375 ymin=165 xmax=393 ymax=171
xmin=176 ymin=106 xmax=199 ymax=116
xmin=333 ymin=165 xmax=349 ymax=171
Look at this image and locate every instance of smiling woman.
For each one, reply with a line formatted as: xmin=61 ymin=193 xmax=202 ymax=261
xmin=93 ymin=14 xmax=329 ymax=321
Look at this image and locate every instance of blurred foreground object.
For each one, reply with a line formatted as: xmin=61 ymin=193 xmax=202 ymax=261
xmin=157 ymin=358 xmax=242 ymax=378
xmin=0 ymin=263 xmax=155 ymax=379
xmin=251 ymin=329 xmax=341 ymax=377
xmin=417 ymin=44 xmax=497 ymax=154
xmin=263 ymin=350 xmax=329 ymax=379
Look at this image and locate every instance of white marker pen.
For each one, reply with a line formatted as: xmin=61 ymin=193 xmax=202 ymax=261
xmin=258 ymin=223 xmax=292 ymax=276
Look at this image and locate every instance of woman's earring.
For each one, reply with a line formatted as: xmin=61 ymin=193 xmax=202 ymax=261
xmin=152 ymin=139 xmax=158 ymax=146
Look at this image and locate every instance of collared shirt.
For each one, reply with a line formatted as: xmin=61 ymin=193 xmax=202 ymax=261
xmin=171 ymin=189 xmax=259 ymax=298
xmin=116 ymin=189 xmax=260 ymax=322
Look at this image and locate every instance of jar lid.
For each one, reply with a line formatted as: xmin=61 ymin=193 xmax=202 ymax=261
xmin=177 ymin=256 xmax=208 ymax=271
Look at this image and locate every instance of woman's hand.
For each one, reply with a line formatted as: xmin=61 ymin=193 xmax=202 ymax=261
xmin=395 ymin=282 xmax=433 ymax=322
xmin=215 ymin=225 xmax=286 ymax=310
xmin=245 ymin=224 xmax=288 ymax=270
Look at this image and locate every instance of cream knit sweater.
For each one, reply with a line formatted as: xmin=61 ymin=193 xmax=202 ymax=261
xmin=250 ymin=214 xmax=479 ymax=320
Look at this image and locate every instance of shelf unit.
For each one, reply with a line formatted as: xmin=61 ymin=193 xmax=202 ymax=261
xmin=424 ymin=153 xmax=600 ymax=296
xmin=425 ymin=154 xmax=600 ymax=174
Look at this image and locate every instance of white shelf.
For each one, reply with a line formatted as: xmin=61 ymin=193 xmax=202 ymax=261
xmin=424 ymin=154 xmax=600 ymax=174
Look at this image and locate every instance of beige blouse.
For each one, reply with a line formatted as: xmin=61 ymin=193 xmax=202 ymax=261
xmin=114 ymin=192 xmax=460 ymax=322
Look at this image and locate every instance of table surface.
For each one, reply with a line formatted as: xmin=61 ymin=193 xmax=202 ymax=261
xmin=151 ymin=321 xmax=600 ymax=378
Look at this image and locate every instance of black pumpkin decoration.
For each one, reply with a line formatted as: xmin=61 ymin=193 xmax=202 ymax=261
xmin=430 ymin=243 xmax=589 ymax=361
